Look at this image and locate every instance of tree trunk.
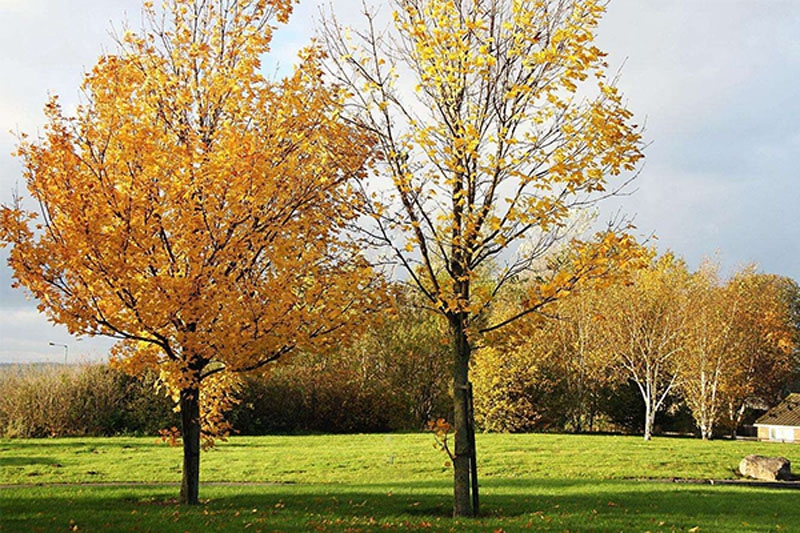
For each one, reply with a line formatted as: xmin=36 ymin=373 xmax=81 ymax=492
xmin=451 ymin=314 xmax=476 ymax=517
xmin=699 ymin=408 xmax=714 ymax=440
xmin=643 ymin=401 xmax=654 ymax=441
xmin=467 ymin=381 xmax=479 ymax=515
xmin=179 ymin=385 xmax=201 ymax=505
xmin=728 ymin=401 xmax=747 ymax=438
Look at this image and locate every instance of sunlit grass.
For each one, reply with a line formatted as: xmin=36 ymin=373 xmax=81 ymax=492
xmin=2 ymin=433 xmax=799 ymax=531
xmin=3 ymin=433 xmax=797 ymax=485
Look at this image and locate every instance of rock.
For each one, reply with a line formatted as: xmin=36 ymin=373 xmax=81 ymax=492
xmin=739 ymin=454 xmax=792 ymax=481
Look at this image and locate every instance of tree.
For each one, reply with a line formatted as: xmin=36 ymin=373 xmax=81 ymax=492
xmin=600 ymin=253 xmax=690 ymax=440
xmin=356 ymin=288 xmax=452 ymax=429
xmin=0 ymin=0 xmax=379 ymax=505
xmin=720 ymin=271 xmax=798 ymax=433
xmin=677 ymin=261 xmax=738 ymax=440
xmin=322 ymin=0 xmax=643 ymax=515
xmin=549 ymin=286 xmax=620 ymax=432
xmin=472 ymin=281 xmax=620 ymax=433
xmin=472 ymin=319 xmax=566 ymax=432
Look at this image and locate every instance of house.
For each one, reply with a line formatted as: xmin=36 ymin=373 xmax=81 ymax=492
xmin=754 ymin=393 xmax=800 ymax=443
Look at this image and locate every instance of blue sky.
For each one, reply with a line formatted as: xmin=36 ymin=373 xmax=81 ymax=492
xmin=1 ymin=0 xmax=798 ymax=363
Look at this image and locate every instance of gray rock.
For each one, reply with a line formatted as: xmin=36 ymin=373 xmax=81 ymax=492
xmin=739 ymin=454 xmax=792 ymax=481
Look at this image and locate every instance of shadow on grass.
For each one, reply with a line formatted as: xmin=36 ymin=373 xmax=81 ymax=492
xmin=2 ymin=478 xmax=798 ymax=532
xmin=0 ymin=438 xmax=150 ymax=452
xmin=0 ymin=456 xmax=58 ymax=467
xmin=0 ymin=439 xmax=92 ymax=449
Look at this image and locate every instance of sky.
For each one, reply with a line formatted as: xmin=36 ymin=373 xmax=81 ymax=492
xmin=0 ymin=0 xmax=798 ymax=363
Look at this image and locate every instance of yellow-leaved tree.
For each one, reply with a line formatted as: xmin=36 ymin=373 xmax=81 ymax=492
xmin=598 ymin=253 xmax=690 ymax=441
xmin=679 ymin=264 xmax=798 ymax=440
xmin=0 ymin=0 xmax=380 ymax=505
xmin=323 ymin=0 xmax=644 ymax=516
xmin=719 ymin=270 xmax=798 ymax=434
xmin=677 ymin=261 xmax=743 ymax=440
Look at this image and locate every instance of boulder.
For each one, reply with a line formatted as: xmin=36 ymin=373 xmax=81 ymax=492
xmin=739 ymin=454 xmax=792 ymax=481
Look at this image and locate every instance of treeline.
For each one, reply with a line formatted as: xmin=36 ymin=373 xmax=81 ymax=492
xmin=473 ymin=254 xmax=800 ymax=439
xmin=2 ymin=254 xmax=797 ymax=440
xmin=0 ymin=301 xmax=452 ymax=437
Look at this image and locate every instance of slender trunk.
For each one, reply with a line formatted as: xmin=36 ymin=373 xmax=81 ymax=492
xmin=700 ymin=402 xmax=715 ymax=440
xmin=451 ymin=314 xmax=476 ymax=517
xmin=726 ymin=401 xmax=748 ymax=438
xmin=643 ymin=399 xmax=653 ymax=441
xmin=179 ymin=385 xmax=201 ymax=505
xmin=734 ymin=402 xmax=747 ymax=432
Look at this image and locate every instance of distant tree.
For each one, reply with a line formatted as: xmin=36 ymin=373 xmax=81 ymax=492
xmin=599 ymin=253 xmax=690 ymax=440
xmin=472 ymin=314 xmax=563 ymax=433
xmin=357 ymin=289 xmax=452 ymax=429
xmin=677 ymin=261 xmax=738 ymax=440
xmin=550 ymin=287 xmax=621 ymax=432
xmin=0 ymin=0 xmax=379 ymax=505
xmin=473 ymin=281 xmax=621 ymax=433
xmin=720 ymin=271 xmax=798 ymax=433
xmin=322 ymin=0 xmax=643 ymax=515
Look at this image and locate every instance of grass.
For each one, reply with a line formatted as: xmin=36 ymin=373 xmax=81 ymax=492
xmin=1 ymin=433 xmax=799 ymax=531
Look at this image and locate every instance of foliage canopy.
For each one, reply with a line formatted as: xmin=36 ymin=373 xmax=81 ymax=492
xmin=0 ymin=0 xmax=380 ymax=504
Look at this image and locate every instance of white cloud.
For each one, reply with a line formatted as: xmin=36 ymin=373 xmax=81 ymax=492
xmin=0 ymin=309 xmax=115 ymax=364
xmin=0 ymin=0 xmax=40 ymax=15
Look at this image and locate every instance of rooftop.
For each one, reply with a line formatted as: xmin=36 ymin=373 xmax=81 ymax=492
xmin=755 ymin=393 xmax=800 ymax=427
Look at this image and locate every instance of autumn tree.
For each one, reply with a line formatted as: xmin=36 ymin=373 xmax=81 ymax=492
xmin=0 ymin=0 xmax=379 ymax=505
xmin=720 ymin=271 xmax=798 ymax=433
xmin=599 ymin=253 xmax=690 ymax=441
xmin=322 ymin=0 xmax=643 ymax=515
xmin=678 ymin=265 xmax=798 ymax=439
xmin=472 ymin=212 xmax=629 ymax=433
xmin=472 ymin=316 xmax=563 ymax=432
xmin=356 ymin=288 xmax=452 ymax=429
xmin=676 ymin=261 xmax=738 ymax=440
xmin=473 ymin=279 xmax=621 ymax=433
xmin=549 ymin=285 xmax=621 ymax=431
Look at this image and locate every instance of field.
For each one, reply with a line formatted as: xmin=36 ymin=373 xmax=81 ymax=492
xmin=2 ymin=433 xmax=799 ymax=531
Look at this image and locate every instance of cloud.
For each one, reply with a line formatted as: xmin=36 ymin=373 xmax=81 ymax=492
xmin=1 ymin=0 xmax=799 ymax=364
xmin=592 ymin=0 xmax=800 ymax=277
xmin=0 ymin=308 xmax=114 ymax=363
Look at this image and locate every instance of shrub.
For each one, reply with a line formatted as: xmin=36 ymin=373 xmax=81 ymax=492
xmin=0 ymin=364 xmax=176 ymax=437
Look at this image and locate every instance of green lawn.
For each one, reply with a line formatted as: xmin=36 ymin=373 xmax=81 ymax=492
xmin=1 ymin=433 xmax=798 ymax=531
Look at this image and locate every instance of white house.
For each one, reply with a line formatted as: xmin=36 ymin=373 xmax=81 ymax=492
xmin=754 ymin=393 xmax=800 ymax=443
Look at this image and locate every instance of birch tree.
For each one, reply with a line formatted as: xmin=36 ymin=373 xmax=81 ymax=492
xmin=601 ymin=254 xmax=689 ymax=440
xmin=678 ymin=262 xmax=737 ymax=440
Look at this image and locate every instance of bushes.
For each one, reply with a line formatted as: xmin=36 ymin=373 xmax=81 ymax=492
xmin=230 ymin=360 xmax=396 ymax=435
xmin=0 ymin=348 xmax=450 ymax=437
xmin=0 ymin=290 xmax=454 ymax=439
xmin=0 ymin=364 xmax=176 ymax=438
xmin=228 ymin=297 xmax=452 ymax=435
